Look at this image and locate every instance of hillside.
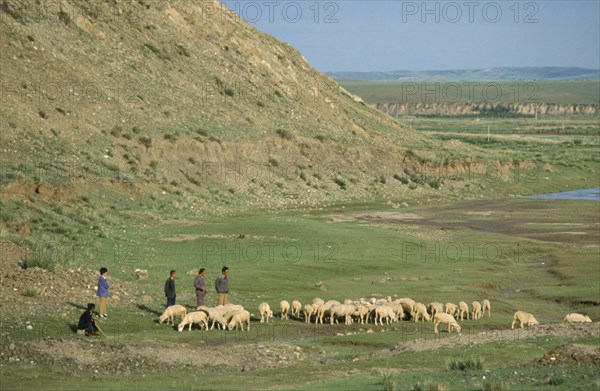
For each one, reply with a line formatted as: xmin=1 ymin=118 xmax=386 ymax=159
xmin=0 ymin=0 xmax=489 ymax=257
xmin=0 ymin=0 xmax=435 ymax=214
xmin=327 ymin=67 xmax=600 ymax=82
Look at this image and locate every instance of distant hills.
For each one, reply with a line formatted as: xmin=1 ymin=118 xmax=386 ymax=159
xmin=327 ymin=67 xmax=600 ymax=82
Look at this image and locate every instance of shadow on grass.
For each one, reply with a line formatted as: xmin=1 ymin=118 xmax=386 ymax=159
xmin=136 ymin=304 xmax=162 ymax=317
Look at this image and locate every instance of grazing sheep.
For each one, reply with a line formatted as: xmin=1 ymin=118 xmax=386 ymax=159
xmin=197 ymin=305 xmax=227 ymax=330
xmin=444 ymin=303 xmax=457 ymax=316
xmin=428 ymin=302 xmax=444 ymax=320
xmin=433 ymin=313 xmax=462 ymax=334
xmin=352 ymin=304 xmax=370 ymax=325
xmin=303 ymin=304 xmax=314 ymax=323
xmin=312 ymin=297 xmax=325 ymax=308
xmin=159 ymin=304 xmax=187 ymax=325
xmin=385 ymin=302 xmax=404 ymax=320
xmin=481 ymin=299 xmax=491 ymax=318
xmin=227 ymin=310 xmax=251 ymax=331
xmin=458 ymin=301 xmax=469 ymax=321
xmin=564 ymin=313 xmax=592 ymax=323
xmin=177 ymin=311 xmax=209 ymax=332
xmin=394 ymin=298 xmax=415 ymax=319
xmin=471 ymin=301 xmax=482 ymax=320
xmin=280 ymin=300 xmax=290 ymax=320
xmin=375 ymin=306 xmax=398 ymax=325
xmin=330 ymin=304 xmax=356 ymax=325
xmin=316 ymin=300 xmax=340 ymax=324
xmin=413 ymin=302 xmax=431 ymax=322
xmin=258 ymin=302 xmax=274 ymax=324
xmin=511 ymin=311 xmax=539 ymax=329
xmin=291 ymin=300 xmax=302 ymax=318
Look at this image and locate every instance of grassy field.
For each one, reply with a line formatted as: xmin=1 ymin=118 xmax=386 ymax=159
xmin=1 ymin=195 xmax=598 ymax=390
xmin=339 ymin=80 xmax=600 ymax=105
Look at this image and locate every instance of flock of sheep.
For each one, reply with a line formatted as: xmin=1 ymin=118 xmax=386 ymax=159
xmin=157 ymin=297 xmax=593 ymax=334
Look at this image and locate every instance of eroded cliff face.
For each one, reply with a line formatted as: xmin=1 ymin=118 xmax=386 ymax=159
xmin=376 ymin=102 xmax=599 ymax=117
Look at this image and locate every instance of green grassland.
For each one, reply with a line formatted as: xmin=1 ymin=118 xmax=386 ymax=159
xmin=339 ymin=80 xmax=600 ymax=105
xmin=1 ymin=195 xmax=598 ymax=390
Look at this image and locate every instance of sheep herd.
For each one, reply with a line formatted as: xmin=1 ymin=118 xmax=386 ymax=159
xmin=157 ymin=297 xmax=593 ymax=334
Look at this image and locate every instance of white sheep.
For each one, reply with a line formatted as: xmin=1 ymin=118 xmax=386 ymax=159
xmin=330 ymin=304 xmax=355 ymax=325
xmin=303 ymin=304 xmax=314 ymax=323
xmin=511 ymin=311 xmax=539 ymax=329
xmin=316 ymin=300 xmax=340 ymax=324
xmin=227 ymin=310 xmax=251 ymax=331
xmin=413 ymin=302 xmax=431 ymax=322
xmin=291 ymin=300 xmax=302 ymax=318
xmin=481 ymin=299 xmax=491 ymax=318
xmin=352 ymin=304 xmax=370 ymax=324
xmin=471 ymin=301 xmax=482 ymax=320
xmin=159 ymin=304 xmax=187 ymax=325
xmin=375 ymin=306 xmax=398 ymax=325
xmin=385 ymin=302 xmax=405 ymax=320
xmin=197 ymin=306 xmax=228 ymax=330
xmin=280 ymin=300 xmax=290 ymax=320
xmin=564 ymin=313 xmax=592 ymax=323
xmin=394 ymin=298 xmax=415 ymax=319
xmin=312 ymin=297 xmax=325 ymax=307
xmin=258 ymin=302 xmax=274 ymax=324
xmin=458 ymin=301 xmax=469 ymax=320
xmin=428 ymin=302 xmax=444 ymax=320
xmin=177 ymin=311 xmax=209 ymax=332
xmin=433 ymin=313 xmax=462 ymax=334
xmin=444 ymin=302 xmax=457 ymax=316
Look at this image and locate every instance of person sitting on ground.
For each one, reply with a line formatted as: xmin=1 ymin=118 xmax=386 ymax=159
xmin=78 ymin=303 xmax=99 ymax=336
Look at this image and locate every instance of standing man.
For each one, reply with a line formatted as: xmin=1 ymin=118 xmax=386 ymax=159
xmin=194 ymin=268 xmax=207 ymax=307
xmin=164 ymin=270 xmax=176 ymax=307
xmin=214 ymin=266 xmax=229 ymax=306
xmin=97 ymin=267 xmax=109 ymax=318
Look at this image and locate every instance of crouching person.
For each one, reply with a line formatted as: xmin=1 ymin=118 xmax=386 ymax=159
xmin=78 ymin=303 xmax=99 ymax=336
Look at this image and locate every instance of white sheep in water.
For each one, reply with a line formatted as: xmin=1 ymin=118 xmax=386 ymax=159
xmin=303 ymin=304 xmax=314 ymax=323
xmin=258 ymin=302 xmax=273 ymax=323
xmin=471 ymin=301 xmax=482 ymax=320
xmin=458 ymin=301 xmax=469 ymax=320
xmin=280 ymin=300 xmax=290 ymax=320
xmin=291 ymin=300 xmax=302 ymax=318
xmin=434 ymin=313 xmax=462 ymax=334
xmin=177 ymin=311 xmax=209 ymax=332
xmin=227 ymin=310 xmax=251 ymax=331
xmin=413 ymin=302 xmax=431 ymax=322
xmin=159 ymin=304 xmax=187 ymax=325
xmin=564 ymin=313 xmax=592 ymax=323
xmin=444 ymin=303 xmax=457 ymax=317
xmin=511 ymin=311 xmax=539 ymax=329
xmin=481 ymin=299 xmax=491 ymax=318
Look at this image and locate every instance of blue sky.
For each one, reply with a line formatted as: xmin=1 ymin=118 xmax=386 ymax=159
xmin=221 ymin=1 xmax=600 ymax=72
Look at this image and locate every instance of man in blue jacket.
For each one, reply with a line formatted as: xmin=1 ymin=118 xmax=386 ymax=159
xmin=97 ymin=267 xmax=109 ymax=318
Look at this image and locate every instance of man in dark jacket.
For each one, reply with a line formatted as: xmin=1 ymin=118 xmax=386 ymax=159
xmin=194 ymin=268 xmax=207 ymax=307
xmin=164 ymin=270 xmax=176 ymax=307
xmin=214 ymin=266 xmax=229 ymax=306
xmin=78 ymin=303 xmax=99 ymax=336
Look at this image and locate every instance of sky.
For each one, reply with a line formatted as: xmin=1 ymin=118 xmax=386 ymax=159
xmin=221 ymin=0 xmax=600 ymax=72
